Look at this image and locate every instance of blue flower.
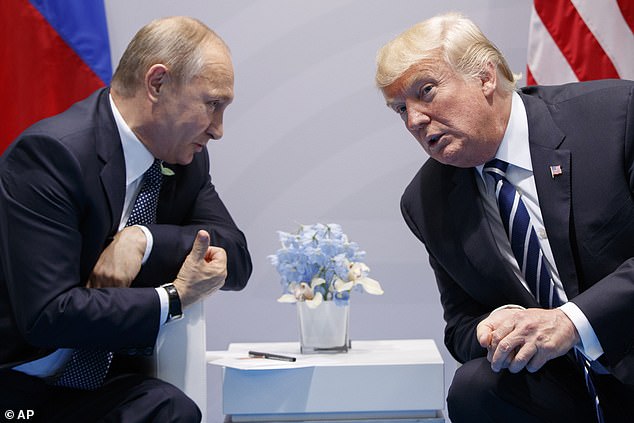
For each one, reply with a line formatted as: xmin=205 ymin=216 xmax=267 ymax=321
xmin=269 ymin=223 xmax=383 ymax=307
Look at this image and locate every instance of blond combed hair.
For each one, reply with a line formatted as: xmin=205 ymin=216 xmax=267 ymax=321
xmin=111 ymin=16 xmax=228 ymax=97
xmin=375 ymin=12 xmax=520 ymax=92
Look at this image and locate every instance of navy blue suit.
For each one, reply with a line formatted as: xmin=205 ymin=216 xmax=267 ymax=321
xmin=0 ymin=88 xmax=252 ymax=420
xmin=401 ymin=80 xmax=634 ymax=420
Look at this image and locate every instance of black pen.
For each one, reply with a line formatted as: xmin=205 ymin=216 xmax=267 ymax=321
xmin=248 ymin=350 xmax=296 ymax=362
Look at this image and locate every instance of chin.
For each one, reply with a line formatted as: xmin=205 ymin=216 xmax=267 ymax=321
xmin=177 ymin=156 xmax=195 ymax=166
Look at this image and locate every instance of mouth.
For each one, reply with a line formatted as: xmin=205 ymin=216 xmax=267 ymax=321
xmin=426 ymin=133 xmax=444 ymax=149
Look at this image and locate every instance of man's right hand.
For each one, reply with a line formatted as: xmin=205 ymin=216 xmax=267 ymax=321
xmin=88 ymin=226 xmax=146 ymax=288
xmin=173 ymin=230 xmax=227 ymax=308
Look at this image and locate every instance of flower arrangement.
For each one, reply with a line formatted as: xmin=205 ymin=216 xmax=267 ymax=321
xmin=268 ymin=223 xmax=383 ymax=308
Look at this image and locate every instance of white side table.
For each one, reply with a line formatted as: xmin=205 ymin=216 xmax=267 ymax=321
xmin=208 ymin=339 xmax=445 ymax=422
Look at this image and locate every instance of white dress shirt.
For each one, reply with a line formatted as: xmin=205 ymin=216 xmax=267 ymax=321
xmin=475 ymin=92 xmax=603 ymax=361
xmin=13 ymin=94 xmax=169 ymax=378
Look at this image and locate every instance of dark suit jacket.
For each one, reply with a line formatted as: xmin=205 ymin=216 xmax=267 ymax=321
xmin=0 ymin=88 xmax=252 ymax=369
xmin=401 ymin=79 xmax=634 ymax=385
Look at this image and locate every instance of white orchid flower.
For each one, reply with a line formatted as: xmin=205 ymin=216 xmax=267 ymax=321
xmin=305 ymin=291 xmax=324 ymax=309
xmin=297 ymin=282 xmax=314 ymax=300
xmin=354 ymin=276 xmax=384 ymax=295
xmin=277 ymin=293 xmax=297 ymax=303
xmin=311 ymin=277 xmax=326 ymax=289
xmin=348 ymin=262 xmax=369 ymax=280
xmin=334 ymin=276 xmax=354 ymax=293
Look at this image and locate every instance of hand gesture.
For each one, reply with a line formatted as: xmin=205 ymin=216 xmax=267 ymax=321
xmin=173 ymin=230 xmax=227 ymax=308
xmin=476 ymin=308 xmax=580 ymax=373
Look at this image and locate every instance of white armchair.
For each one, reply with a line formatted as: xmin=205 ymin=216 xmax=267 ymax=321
xmin=149 ymin=301 xmax=208 ymax=420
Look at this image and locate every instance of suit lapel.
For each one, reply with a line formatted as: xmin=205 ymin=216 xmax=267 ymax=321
xmin=522 ymin=92 xmax=580 ymax=299
xmin=449 ymin=168 xmax=537 ymax=306
xmin=95 ymin=89 xmax=126 ymax=236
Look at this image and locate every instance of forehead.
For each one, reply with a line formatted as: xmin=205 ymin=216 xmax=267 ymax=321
xmin=196 ymin=47 xmax=234 ymax=97
xmin=382 ymin=59 xmax=451 ymax=101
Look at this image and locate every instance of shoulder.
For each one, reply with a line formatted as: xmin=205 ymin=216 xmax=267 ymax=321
xmin=519 ymin=80 xmax=634 ymax=137
xmin=519 ymin=79 xmax=633 ymax=107
xmin=1 ymin=88 xmax=120 ymax=186
xmin=22 ymin=88 xmax=112 ymax=142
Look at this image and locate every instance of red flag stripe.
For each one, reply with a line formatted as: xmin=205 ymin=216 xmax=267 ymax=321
xmin=534 ymin=0 xmax=620 ymax=81
xmin=526 ymin=68 xmax=536 ymax=86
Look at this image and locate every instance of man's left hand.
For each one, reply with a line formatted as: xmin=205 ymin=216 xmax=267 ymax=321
xmin=476 ymin=308 xmax=580 ymax=373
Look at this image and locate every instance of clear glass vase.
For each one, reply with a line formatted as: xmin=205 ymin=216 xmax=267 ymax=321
xmin=296 ymin=301 xmax=349 ymax=354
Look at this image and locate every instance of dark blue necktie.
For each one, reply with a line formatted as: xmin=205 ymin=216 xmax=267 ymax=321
xmin=126 ymin=159 xmax=163 ymax=227
xmin=484 ymin=159 xmax=604 ymax=422
xmin=484 ymin=159 xmax=560 ymax=307
xmin=55 ymin=159 xmax=163 ymax=390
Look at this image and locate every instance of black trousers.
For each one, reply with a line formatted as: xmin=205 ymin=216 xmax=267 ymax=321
xmin=0 ymin=369 xmax=201 ymax=423
xmin=448 ymin=356 xmax=634 ymax=423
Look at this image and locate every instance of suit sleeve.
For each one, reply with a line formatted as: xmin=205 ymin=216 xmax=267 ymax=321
xmin=0 ymin=136 xmax=159 ymax=351
xmin=137 ymin=148 xmax=252 ymax=291
xmin=567 ymin=85 xmax=634 ymax=381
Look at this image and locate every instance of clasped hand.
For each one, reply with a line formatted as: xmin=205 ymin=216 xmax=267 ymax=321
xmin=88 ymin=228 xmax=227 ymax=308
xmin=476 ymin=308 xmax=580 ymax=373
xmin=88 ymin=226 xmax=146 ymax=288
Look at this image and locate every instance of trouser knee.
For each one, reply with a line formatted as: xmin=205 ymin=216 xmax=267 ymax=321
xmin=447 ymin=358 xmax=496 ymax=422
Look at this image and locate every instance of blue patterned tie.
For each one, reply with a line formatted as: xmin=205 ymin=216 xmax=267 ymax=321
xmin=126 ymin=159 xmax=163 ymax=227
xmin=484 ymin=159 xmax=604 ymax=422
xmin=55 ymin=160 xmax=163 ymax=390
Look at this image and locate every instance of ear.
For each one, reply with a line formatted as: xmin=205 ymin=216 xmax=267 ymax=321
xmin=480 ymin=61 xmax=497 ymax=97
xmin=145 ymin=64 xmax=169 ymax=103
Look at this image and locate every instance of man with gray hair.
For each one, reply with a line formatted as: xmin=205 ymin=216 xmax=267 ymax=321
xmin=377 ymin=12 xmax=634 ymax=422
xmin=0 ymin=16 xmax=252 ymax=421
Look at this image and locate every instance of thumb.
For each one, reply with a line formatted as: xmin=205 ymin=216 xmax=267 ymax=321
xmin=190 ymin=230 xmax=210 ymax=261
xmin=476 ymin=321 xmax=493 ymax=348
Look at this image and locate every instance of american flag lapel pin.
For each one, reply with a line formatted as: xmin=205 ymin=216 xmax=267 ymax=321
xmin=550 ymin=165 xmax=563 ymax=178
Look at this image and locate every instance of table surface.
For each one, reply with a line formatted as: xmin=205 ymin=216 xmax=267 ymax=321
xmin=207 ymin=339 xmax=444 ymax=370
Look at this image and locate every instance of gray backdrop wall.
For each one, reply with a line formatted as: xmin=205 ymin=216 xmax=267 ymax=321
xmin=104 ymin=1 xmax=533 ymax=421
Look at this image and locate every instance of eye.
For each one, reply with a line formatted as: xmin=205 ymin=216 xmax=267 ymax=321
xmin=394 ymin=105 xmax=407 ymax=115
xmin=207 ymin=100 xmax=219 ymax=110
xmin=419 ymin=84 xmax=434 ymax=98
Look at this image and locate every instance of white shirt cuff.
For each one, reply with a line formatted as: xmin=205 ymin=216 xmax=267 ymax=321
xmin=559 ymin=302 xmax=604 ymax=360
xmin=490 ymin=304 xmax=526 ymax=314
xmin=155 ymin=287 xmax=169 ymax=325
xmin=133 ymin=225 xmax=153 ymax=264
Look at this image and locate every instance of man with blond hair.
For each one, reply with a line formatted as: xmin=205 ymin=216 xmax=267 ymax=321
xmin=377 ymin=12 xmax=634 ymax=422
xmin=0 ymin=16 xmax=252 ymax=421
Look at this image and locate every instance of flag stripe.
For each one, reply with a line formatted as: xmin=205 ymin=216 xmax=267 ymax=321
xmin=526 ymin=68 xmax=536 ymax=86
xmin=527 ymin=4 xmax=579 ymax=85
xmin=535 ymin=0 xmax=620 ymax=81
xmin=28 ymin=0 xmax=112 ymax=84
xmin=571 ymin=0 xmax=634 ymax=80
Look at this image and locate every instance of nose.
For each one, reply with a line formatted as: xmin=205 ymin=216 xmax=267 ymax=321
xmin=208 ymin=112 xmax=224 ymax=140
xmin=405 ymin=100 xmax=430 ymax=132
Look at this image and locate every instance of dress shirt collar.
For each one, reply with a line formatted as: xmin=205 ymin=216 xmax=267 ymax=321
xmin=476 ymin=91 xmax=531 ymax=177
xmin=109 ymin=94 xmax=155 ymax=185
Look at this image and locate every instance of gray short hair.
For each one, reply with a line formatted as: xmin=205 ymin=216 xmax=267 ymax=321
xmin=375 ymin=12 xmax=519 ymax=92
xmin=111 ymin=16 xmax=228 ymax=97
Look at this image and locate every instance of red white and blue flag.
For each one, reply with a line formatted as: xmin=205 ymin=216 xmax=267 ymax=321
xmin=0 ymin=0 xmax=111 ymax=153
xmin=527 ymin=0 xmax=634 ymax=85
